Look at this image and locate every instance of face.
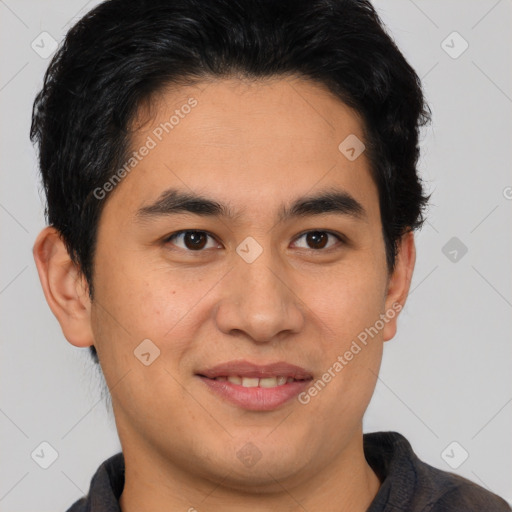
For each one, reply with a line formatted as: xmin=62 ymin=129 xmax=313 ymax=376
xmin=37 ymin=76 xmax=413 ymax=493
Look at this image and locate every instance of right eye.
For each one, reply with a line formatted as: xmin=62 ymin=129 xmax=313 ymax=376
xmin=163 ymin=230 xmax=222 ymax=251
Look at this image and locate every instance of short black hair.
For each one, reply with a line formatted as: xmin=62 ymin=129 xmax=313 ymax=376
xmin=31 ymin=0 xmax=431 ymax=365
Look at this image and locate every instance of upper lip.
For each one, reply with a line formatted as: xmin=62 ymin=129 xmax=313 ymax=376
xmin=196 ymin=360 xmax=313 ymax=380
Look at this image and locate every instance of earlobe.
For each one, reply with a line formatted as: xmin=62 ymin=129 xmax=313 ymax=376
xmin=382 ymin=231 xmax=416 ymax=342
xmin=33 ymin=226 xmax=95 ymax=348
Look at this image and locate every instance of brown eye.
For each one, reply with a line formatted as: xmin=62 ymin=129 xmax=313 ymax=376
xmin=165 ymin=231 xmax=218 ymax=251
xmin=306 ymin=231 xmax=328 ymax=249
xmin=293 ymin=230 xmax=343 ymax=251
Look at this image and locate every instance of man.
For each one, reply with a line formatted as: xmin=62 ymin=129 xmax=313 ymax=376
xmin=30 ymin=0 xmax=511 ymax=510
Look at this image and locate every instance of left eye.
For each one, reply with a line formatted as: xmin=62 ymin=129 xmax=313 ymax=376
xmin=292 ymin=231 xmax=343 ymax=251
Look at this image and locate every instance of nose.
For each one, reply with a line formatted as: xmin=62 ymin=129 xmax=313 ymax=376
xmin=214 ymin=250 xmax=305 ymax=344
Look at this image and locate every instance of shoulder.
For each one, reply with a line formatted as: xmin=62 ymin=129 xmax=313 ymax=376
xmin=66 ymin=496 xmax=87 ymax=512
xmin=364 ymin=432 xmax=511 ymax=512
xmin=415 ymin=460 xmax=511 ymax=512
xmin=64 ymin=452 xmax=125 ymax=512
xmin=402 ymin=436 xmax=512 ymax=511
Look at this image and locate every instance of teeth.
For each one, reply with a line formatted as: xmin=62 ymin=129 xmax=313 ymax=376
xmin=214 ymin=376 xmax=295 ymax=388
xmin=259 ymin=377 xmax=278 ymax=388
xmin=241 ymin=377 xmax=260 ymax=388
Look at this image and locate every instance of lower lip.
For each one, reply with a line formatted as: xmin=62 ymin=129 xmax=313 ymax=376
xmin=197 ymin=376 xmax=312 ymax=411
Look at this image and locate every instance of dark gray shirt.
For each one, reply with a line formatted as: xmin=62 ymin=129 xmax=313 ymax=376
xmin=66 ymin=431 xmax=511 ymax=511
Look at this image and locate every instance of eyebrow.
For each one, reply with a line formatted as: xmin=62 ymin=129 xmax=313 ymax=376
xmin=135 ymin=187 xmax=367 ymax=224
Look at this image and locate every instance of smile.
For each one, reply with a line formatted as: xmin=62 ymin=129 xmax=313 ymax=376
xmin=208 ymin=375 xmax=304 ymax=387
xmin=197 ymin=375 xmax=313 ymax=411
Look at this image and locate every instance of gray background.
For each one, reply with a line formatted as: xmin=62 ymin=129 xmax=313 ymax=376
xmin=1 ymin=0 xmax=511 ymax=510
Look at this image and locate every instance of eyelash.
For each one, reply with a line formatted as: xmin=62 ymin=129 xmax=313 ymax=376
xmin=162 ymin=230 xmax=346 ymax=253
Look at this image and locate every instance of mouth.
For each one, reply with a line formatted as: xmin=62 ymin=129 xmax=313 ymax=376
xmin=198 ymin=375 xmax=310 ymax=388
xmin=196 ymin=359 xmax=313 ymax=380
xmin=195 ymin=360 xmax=313 ymax=411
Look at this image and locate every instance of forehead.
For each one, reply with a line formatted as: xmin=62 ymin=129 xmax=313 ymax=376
xmin=136 ymin=76 xmax=364 ymax=147
xmin=104 ymin=76 xmax=379 ymax=223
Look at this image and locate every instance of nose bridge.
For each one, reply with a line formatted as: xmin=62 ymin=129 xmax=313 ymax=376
xmin=215 ymin=243 xmax=304 ymax=342
xmin=240 ymin=252 xmax=283 ymax=309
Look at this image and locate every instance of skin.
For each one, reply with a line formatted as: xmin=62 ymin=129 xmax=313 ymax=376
xmin=33 ymin=76 xmax=416 ymax=511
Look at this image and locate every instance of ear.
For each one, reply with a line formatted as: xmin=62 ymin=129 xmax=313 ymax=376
xmin=33 ymin=226 xmax=94 ymax=348
xmin=382 ymin=230 xmax=416 ymax=342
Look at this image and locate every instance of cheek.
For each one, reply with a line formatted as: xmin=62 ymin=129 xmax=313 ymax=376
xmin=311 ymin=258 xmax=387 ymax=342
xmin=93 ymin=256 xmax=224 ymax=361
xmin=301 ymin=288 xmax=384 ymax=435
xmin=302 ymin=256 xmax=386 ymax=402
